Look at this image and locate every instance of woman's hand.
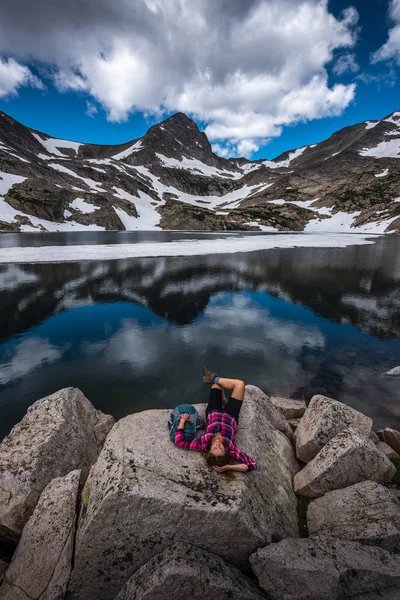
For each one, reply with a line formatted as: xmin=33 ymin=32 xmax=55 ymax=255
xmin=212 ymin=465 xmax=230 ymax=473
xmin=181 ymin=413 xmax=191 ymax=422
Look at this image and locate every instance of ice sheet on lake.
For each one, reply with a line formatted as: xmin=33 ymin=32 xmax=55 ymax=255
xmin=0 ymin=233 xmax=378 ymax=264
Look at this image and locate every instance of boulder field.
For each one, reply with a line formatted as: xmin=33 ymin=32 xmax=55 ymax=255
xmin=0 ymin=387 xmax=398 ymax=600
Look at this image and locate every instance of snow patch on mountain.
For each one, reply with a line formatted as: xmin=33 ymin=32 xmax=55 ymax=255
xmin=31 ymin=133 xmax=82 ymax=157
xmin=262 ymin=146 xmax=309 ymax=169
xmin=375 ymin=168 xmax=389 ymax=178
xmin=48 ymin=163 xmax=105 ymax=192
xmin=70 ymin=198 xmax=100 ymax=213
xmin=112 ymin=140 xmax=143 ymax=160
xmin=365 ymin=121 xmax=378 ymax=130
xmin=155 ymin=153 xmax=240 ymax=179
xmin=359 ymin=138 xmax=400 ymax=159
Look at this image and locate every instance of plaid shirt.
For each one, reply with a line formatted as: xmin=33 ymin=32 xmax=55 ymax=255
xmin=175 ymin=409 xmax=257 ymax=471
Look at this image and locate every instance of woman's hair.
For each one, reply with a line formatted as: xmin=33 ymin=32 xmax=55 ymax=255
xmin=204 ymin=452 xmax=230 ymax=468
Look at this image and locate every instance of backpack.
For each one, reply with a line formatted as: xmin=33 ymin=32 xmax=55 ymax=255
xmin=168 ymin=404 xmax=205 ymax=443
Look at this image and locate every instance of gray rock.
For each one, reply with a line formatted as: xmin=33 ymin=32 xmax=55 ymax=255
xmin=0 ymin=470 xmax=80 ymax=600
xmin=67 ymin=396 xmax=299 ymax=600
xmin=377 ymin=428 xmax=400 ymax=455
xmin=307 ymin=481 xmax=400 ymax=552
xmin=288 ymin=418 xmax=301 ymax=431
xmin=370 ymin=430 xmax=380 ymax=444
xmin=250 ymin=537 xmax=400 ymax=600
xmin=294 ymin=427 xmax=396 ymax=498
xmin=294 ymin=394 xmax=373 ymax=463
xmin=0 ymin=560 xmax=7 ymax=584
xmin=245 ymin=385 xmax=293 ymax=439
xmin=377 ymin=440 xmax=400 ymax=461
xmin=269 ymin=397 xmax=307 ymax=419
xmin=0 ymin=387 xmax=114 ymax=534
xmin=384 ymin=366 xmax=400 ymax=377
xmin=114 ymin=543 xmax=267 ymax=600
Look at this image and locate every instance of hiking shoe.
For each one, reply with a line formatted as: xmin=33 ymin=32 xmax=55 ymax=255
xmin=202 ymin=364 xmax=218 ymax=385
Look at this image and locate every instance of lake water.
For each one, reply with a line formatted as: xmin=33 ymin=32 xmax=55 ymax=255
xmin=1 ymin=231 xmax=400 ymax=441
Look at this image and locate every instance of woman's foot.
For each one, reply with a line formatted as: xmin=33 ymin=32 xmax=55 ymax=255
xmin=202 ymin=364 xmax=218 ymax=385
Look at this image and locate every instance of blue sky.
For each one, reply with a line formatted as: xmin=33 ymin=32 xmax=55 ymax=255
xmin=0 ymin=0 xmax=399 ymax=160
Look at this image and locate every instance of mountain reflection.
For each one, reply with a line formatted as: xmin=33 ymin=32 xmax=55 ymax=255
xmin=0 ymin=234 xmax=400 ymax=439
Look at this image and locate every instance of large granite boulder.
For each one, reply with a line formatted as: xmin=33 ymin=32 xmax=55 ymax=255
xmin=0 ymin=387 xmax=114 ymax=534
xmin=294 ymin=427 xmax=396 ymax=498
xmin=307 ymin=481 xmax=400 ymax=553
xmin=245 ymin=386 xmax=293 ymax=439
xmin=67 ymin=396 xmax=299 ymax=600
xmin=269 ymin=397 xmax=307 ymax=419
xmin=0 ymin=470 xmax=80 ymax=600
xmin=377 ymin=428 xmax=400 ymax=455
xmin=294 ymin=394 xmax=372 ymax=463
xmin=250 ymin=537 xmax=400 ymax=600
xmin=114 ymin=543 xmax=267 ymax=600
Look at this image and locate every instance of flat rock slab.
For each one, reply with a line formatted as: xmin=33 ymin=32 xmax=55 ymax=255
xmin=294 ymin=427 xmax=396 ymax=498
xmin=114 ymin=543 xmax=267 ymax=600
xmin=377 ymin=428 xmax=400 ymax=455
xmin=250 ymin=537 xmax=400 ymax=600
xmin=377 ymin=440 xmax=400 ymax=461
xmin=269 ymin=397 xmax=307 ymax=419
xmin=67 ymin=392 xmax=299 ymax=600
xmin=0 ymin=387 xmax=114 ymax=534
xmin=0 ymin=470 xmax=80 ymax=600
xmin=294 ymin=394 xmax=372 ymax=463
xmin=307 ymin=480 xmax=400 ymax=553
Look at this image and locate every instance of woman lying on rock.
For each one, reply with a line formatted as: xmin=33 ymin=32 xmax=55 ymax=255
xmin=174 ymin=366 xmax=257 ymax=473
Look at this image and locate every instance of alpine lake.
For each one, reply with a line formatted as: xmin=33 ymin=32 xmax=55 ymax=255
xmin=1 ymin=230 xmax=400 ymax=441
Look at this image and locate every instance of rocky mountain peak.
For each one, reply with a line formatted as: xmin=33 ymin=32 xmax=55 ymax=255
xmin=141 ymin=112 xmax=214 ymax=163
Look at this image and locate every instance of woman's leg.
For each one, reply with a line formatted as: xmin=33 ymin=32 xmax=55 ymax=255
xmin=217 ymin=378 xmax=245 ymax=422
xmin=206 ymin=383 xmax=223 ymax=418
xmin=216 ymin=378 xmax=245 ymax=401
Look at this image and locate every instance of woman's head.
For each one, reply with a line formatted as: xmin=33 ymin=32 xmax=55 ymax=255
xmin=205 ymin=433 xmax=230 ymax=467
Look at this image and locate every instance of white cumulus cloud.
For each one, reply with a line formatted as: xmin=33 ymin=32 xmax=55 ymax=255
xmin=372 ymin=0 xmax=400 ymax=65
xmin=0 ymin=57 xmax=44 ymax=99
xmin=0 ymin=0 xmax=359 ymax=156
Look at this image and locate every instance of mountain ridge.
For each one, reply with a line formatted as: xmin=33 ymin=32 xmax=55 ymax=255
xmin=0 ymin=109 xmax=399 ymax=233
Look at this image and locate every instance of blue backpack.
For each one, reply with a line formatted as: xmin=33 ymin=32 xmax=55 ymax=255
xmin=168 ymin=404 xmax=205 ymax=443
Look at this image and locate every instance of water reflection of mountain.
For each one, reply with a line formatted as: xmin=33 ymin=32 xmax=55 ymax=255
xmin=1 ymin=236 xmax=400 ymax=342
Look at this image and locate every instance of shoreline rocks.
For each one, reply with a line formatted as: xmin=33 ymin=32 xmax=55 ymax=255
xmin=250 ymin=538 xmax=400 ymax=600
xmin=0 ymin=385 xmax=398 ymax=600
xmin=67 ymin=387 xmax=299 ymax=600
xmin=0 ymin=470 xmax=81 ymax=600
xmin=294 ymin=427 xmax=396 ymax=498
xmin=114 ymin=543 xmax=267 ymax=600
xmin=307 ymin=481 xmax=400 ymax=553
xmin=0 ymin=387 xmax=114 ymax=535
xmin=294 ymin=394 xmax=372 ymax=463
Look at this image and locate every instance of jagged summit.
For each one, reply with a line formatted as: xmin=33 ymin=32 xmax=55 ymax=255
xmin=0 ymin=108 xmax=399 ymax=234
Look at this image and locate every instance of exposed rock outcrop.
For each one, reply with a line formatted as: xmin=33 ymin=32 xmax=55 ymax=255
xmin=294 ymin=394 xmax=373 ymax=463
xmin=67 ymin=394 xmax=299 ymax=600
xmin=114 ymin=543 xmax=267 ymax=600
xmin=307 ymin=481 xmax=400 ymax=553
xmin=294 ymin=427 xmax=396 ymax=497
xmin=0 ymin=387 xmax=114 ymax=534
xmin=0 ymin=470 xmax=80 ymax=600
xmin=250 ymin=537 xmax=400 ymax=600
xmin=244 ymin=386 xmax=294 ymax=440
